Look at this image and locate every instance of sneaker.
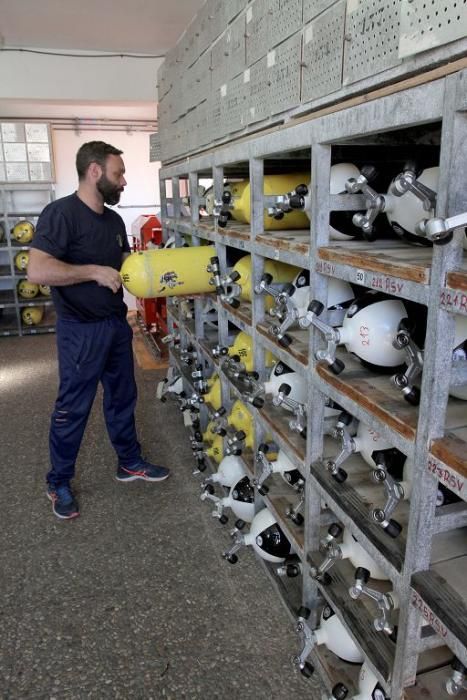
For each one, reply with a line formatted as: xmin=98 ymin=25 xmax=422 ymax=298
xmin=47 ymin=484 xmax=80 ymax=520
xmin=116 ymin=460 xmax=170 ymax=482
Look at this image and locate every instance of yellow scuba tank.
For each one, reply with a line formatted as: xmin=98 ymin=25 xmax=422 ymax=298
xmin=202 ymin=420 xmax=218 ymax=444
xmin=203 ymin=375 xmax=222 ymax=411
xmin=21 ymin=306 xmax=44 ymax=325
xmin=120 ymin=245 xmax=217 ymax=299
xmin=12 ymin=220 xmax=35 ymax=244
xmin=227 ymin=400 xmax=255 ymax=450
xmin=227 ymin=400 xmax=253 ymax=435
xmin=232 ymin=255 xmax=299 ymax=305
xmin=14 ymin=251 xmax=29 ymax=271
xmin=226 ymin=174 xmax=309 ymax=230
xmin=205 ymin=434 xmax=224 ymax=464
xmin=17 ymin=280 xmax=39 ymax=299
xmin=228 ymin=331 xmax=274 ymax=372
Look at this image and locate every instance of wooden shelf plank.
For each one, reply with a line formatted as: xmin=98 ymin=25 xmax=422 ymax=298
xmin=316 ymin=360 xmax=419 ymax=442
xmin=258 ymin=401 xmax=307 ymax=465
xmin=411 ymin=559 xmax=467 ymax=667
xmin=430 ymin=426 xmax=467 ymax=502
xmin=256 ymin=229 xmax=311 ymax=257
xmin=310 ymin=460 xmax=405 ymax=572
xmin=404 ymin=666 xmax=467 ymax=700
xmin=257 ymin=322 xmax=309 ymax=366
xmin=221 ymin=301 xmax=252 ymax=331
xmin=308 ymin=556 xmax=396 ymax=684
xmin=318 ymin=242 xmax=432 ymax=284
xmin=446 ymin=260 xmax=467 ymax=294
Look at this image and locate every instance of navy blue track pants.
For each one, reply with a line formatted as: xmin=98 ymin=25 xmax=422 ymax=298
xmin=47 ymin=316 xmax=141 ymax=488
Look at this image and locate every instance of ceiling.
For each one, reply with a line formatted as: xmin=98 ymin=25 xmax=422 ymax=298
xmin=0 ymin=0 xmax=206 ymax=54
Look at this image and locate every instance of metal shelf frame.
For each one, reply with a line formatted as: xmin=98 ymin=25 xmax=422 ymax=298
xmin=158 ymin=65 xmax=467 ymax=699
xmin=0 ymin=183 xmax=55 ymax=337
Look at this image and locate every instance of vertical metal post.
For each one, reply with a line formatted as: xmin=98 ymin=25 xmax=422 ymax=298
xmin=213 ymin=165 xmax=229 ymax=349
xmin=189 ymin=171 xmax=205 ymax=341
xmin=172 ymin=176 xmax=183 ymax=247
xmin=159 ymin=178 xmax=168 ymax=220
xmin=391 ymin=73 xmax=467 ymax=697
xmin=303 ymin=143 xmax=333 ymax=616
xmin=249 ymin=157 xmax=267 ymax=506
xmin=250 ymin=157 xmax=266 ymax=372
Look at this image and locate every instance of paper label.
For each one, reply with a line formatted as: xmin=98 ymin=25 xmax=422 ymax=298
xmin=355 ymin=269 xmax=365 ymax=285
xmin=221 ymin=84 xmax=227 ymax=97
xmin=305 ymin=25 xmax=313 ymax=44
xmin=347 ymin=0 xmax=359 ymax=12
xmin=244 ymin=68 xmax=251 ymax=83
xmin=246 ymin=7 xmax=253 ymax=23
xmin=267 ymin=50 xmax=276 ymax=67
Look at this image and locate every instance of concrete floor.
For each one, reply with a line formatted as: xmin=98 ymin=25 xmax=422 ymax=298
xmin=0 ymin=333 xmax=318 ymax=700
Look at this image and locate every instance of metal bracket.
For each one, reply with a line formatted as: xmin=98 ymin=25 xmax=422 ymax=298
xmin=178 ymin=392 xmax=204 ymax=411
xmin=200 ymin=487 xmax=226 ymax=520
xmin=292 ymin=608 xmax=316 ymax=677
xmin=268 ymin=183 xmax=309 ymax=219
xmin=212 ymin=190 xmax=234 ymax=228
xmin=310 ymin=523 xmax=343 ymax=584
xmin=345 ymin=169 xmax=384 ymax=237
xmin=446 ymin=658 xmax=467 ymax=696
xmin=180 ymin=344 xmax=198 ymax=365
xmin=273 ymin=383 xmax=307 ymax=438
xmin=276 ymin=557 xmax=303 ymax=578
xmin=299 ymin=300 xmax=344 ymax=373
xmin=417 ymin=210 xmax=467 ymax=244
xmin=222 ymin=520 xmax=247 ymax=563
xmin=225 ymin=429 xmax=247 ymax=455
xmin=209 ymin=406 xmax=228 ymax=436
xmin=324 ymin=412 xmax=356 ymax=482
xmin=349 ymin=567 xmax=398 ymax=638
xmin=392 ymin=325 xmax=423 ymax=406
xmin=255 ymin=272 xmax=301 ymax=347
xmin=370 ymin=457 xmax=405 ymax=539
xmin=286 ymin=485 xmax=305 ymax=526
xmin=191 ymin=363 xmax=208 ymax=394
xmin=390 ymin=167 xmax=437 ymax=212
xmin=254 ymin=444 xmax=274 ymax=493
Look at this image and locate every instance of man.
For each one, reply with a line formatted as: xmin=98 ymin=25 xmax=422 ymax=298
xmin=28 ymin=141 xmax=169 ymax=520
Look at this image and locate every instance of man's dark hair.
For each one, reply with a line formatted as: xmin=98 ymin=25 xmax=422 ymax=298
xmin=76 ymin=141 xmax=123 ymax=180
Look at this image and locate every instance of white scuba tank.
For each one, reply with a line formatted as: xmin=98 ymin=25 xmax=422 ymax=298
xmin=339 ymin=292 xmax=408 ymax=371
xmin=286 ymin=270 xmax=355 ymax=326
xmin=385 ymin=167 xmax=438 ymax=243
xmin=209 ymin=455 xmax=246 ymax=488
xmin=263 ymin=361 xmax=307 ymax=408
xmin=450 ymin=315 xmax=467 ymax=400
xmin=302 ymin=163 xmax=361 ymax=241
xmin=341 ymin=528 xmax=388 ymax=581
xmin=315 ymin=605 xmax=365 ymax=663
xmin=243 ymin=508 xmax=292 ymax=563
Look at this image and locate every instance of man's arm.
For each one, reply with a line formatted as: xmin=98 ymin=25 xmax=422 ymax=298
xmin=27 ymin=248 xmax=122 ymax=293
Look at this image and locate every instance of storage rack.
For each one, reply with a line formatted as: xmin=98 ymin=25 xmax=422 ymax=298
xmin=156 ymin=3 xmax=467 ymax=698
xmin=0 ymin=183 xmax=56 ymax=337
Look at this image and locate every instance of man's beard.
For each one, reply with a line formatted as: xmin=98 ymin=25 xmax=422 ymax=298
xmin=97 ymin=173 xmax=123 ymax=206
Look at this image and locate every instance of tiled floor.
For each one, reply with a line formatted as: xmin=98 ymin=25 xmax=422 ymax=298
xmin=0 ymin=334 xmax=318 ymax=699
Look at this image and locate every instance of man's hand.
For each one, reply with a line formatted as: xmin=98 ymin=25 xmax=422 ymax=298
xmin=28 ymin=249 xmax=123 ymax=290
xmin=92 ymin=265 xmax=122 ymax=293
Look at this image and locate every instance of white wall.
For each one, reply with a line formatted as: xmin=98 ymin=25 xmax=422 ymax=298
xmin=52 ymin=128 xmax=161 ymax=309
xmin=0 ymin=51 xmax=163 ymax=102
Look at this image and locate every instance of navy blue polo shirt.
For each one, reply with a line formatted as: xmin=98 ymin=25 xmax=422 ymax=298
xmin=31 ymin=193 xmax=130 ymax=321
